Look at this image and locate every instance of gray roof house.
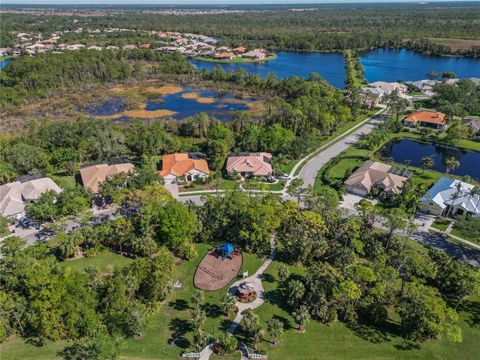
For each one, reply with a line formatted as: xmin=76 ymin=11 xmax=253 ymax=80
xmin=420 ymin=177 xmax=480 ymax=217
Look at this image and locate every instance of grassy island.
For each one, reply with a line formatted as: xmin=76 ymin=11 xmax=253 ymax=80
xmin=193 ymin=54 xmax=277 ymax=64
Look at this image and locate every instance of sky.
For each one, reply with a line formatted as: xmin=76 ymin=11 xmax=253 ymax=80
xmin=2 ymin=0 xmax=478 ymax=4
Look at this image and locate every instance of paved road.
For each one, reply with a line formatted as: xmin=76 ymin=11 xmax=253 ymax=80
xmin=298 ymin=116 xmax=385 ymax=187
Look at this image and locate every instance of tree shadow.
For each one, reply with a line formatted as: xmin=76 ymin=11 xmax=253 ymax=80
xmin=346 ymin=322 xmax=391 ymax=344
xmin=394 ymin=340 xmax=421 ymax=351
xmin=25 ymin=337 xmax=45 ymax=347
xmin=220 ymin=319 xmax=233 ymax=332
xmin=203 ymin=302 xmax=223 ymax=318
xmin=169 ymin=317 xmax=192 ymax=349
xmin=261 ymin=273 xmax=275 ymax=283
xmin=169 ymin=298 xmax=190 ymax=311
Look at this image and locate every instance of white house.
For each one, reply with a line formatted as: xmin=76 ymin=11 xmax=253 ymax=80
xmin=420 ymin=177 xmax=480 ymax=218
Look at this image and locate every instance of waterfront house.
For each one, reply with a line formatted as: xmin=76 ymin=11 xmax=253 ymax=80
xmin=0 ymin=176 xmax=62 ymax=219
xmin=80 ymin=161 xmax=135 ymax=193
xmin=226 ymin=153 xmax=273 ymax=178
xmin=214 ymin=52 xmax=236 ymax=60
xmin=403 ymin=111 xmax=448 ymax=130
xmin=462 ymin=117 xmax=480 ymax=140
xmin=159 ymin=153 xmax=210 ymax=184
xmin=233 ymin=47 xmax=246 ymax=53
xmin=420 ymin=177 xmax=480 ymax=218
xmin=344 ymin=160 xmax=409 ymax=197
xmin=242 ymin=49 xmax=267 ymax=60
xmin=367 ymin=81 xmax=408 ymax=94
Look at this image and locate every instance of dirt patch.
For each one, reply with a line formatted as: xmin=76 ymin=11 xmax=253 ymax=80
xmin=196 ymin=97 xmax=216 ymax=104
xmin=103 ymin=103 xmax=177 ymax=119
xmin=429 ymin=38 xmax=480 ymax=50
xmin=194 ymin=250 xmax=242 ymax=291
xmin=181 ymin=91 xmax=200 ymax=99
xmin=142 ymin=85 xmax=183 ymax=95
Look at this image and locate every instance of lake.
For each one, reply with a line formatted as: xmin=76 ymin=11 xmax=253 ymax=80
xmin=379 ymin=138 xmax=480 ymax=181
xmin=191 ymin=51 xmax=347 ymax=88
xmin=191 ymin=49 xmax=480 ymax=89
xmin=360 ymin=48 xmax=480 ymax=83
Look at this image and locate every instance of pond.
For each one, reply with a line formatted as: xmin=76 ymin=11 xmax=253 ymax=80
xmin=379 ymin=138 xmax=480 ymax=181
xmin=191 ymin=49 xmax=480 ymax=89
xmin=190 ymin=51 xmax=347 ymax=89
xmin=0 ymin=58 xmax=12 ymax=70
xmin=360 ymin=48 xmax=480 ymax=83
xmin=83 ymin=86 xmax=262 ymax=122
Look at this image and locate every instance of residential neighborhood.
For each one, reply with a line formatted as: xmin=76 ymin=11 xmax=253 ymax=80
xmin=1 ymin=3 xmax=480 ymax=360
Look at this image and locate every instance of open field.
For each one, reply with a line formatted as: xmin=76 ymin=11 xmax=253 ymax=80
xmin=193 ymin=55 xmax=276 ymax=64
xmin=428 ymin=38 xmax=480 ymax=51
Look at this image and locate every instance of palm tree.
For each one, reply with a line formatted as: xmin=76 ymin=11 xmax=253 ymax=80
xmin=221 ymin=294 xmax=237 ymax=317
xmin=267 ymin=318 xmax=284 ymax=345
xmin=293 ymin=305 xmax=311 ymax=333
xmin=286 ymin=279 xmax=306 ymax=307
xmin=445 ymin=157 xmax=460 ymax=174
xmin=57 ymin=232 xmax=79 ymax=259
xmin=421 ymin=156 xmax=434 ymax=174
xmin=192 ymin=290 xmax=205 ymax=310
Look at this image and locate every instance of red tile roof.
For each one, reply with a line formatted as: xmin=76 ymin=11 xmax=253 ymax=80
xmin=159 ymin=153 xmax=210 ymax=177
xmin=404 ymin=111 xmax=447 ymax=125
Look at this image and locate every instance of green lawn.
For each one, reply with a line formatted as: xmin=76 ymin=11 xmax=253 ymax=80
xmin=431 ymin=221 xmax=450 ymax=232
xmin=251 ymin=257 xmax=480 ymax=360
xmin=49 ymin=174 xmax=78 ymax=190
xmin=328 ymin=158 xmax=365 ymax=180
xmin=58 ymin=251 xmax=133 ymax=273
xmin=179 ymin=179 xmax=238 ymax=193
xmin=450 ymin=229 xmax=480 ymax=245
xmin=193 ymin=54 xmax=276 ymax=64
xmin=0 ymin=244 xmax=264 ymax=360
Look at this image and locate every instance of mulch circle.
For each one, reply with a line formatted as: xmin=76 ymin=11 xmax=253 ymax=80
xmin=193 ymin=250 xmax=243 ymax=291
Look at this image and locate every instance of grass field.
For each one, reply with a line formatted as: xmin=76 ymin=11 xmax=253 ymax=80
xmin=58 ymin=251 xmax=133 ymax=273
xmin=428 ymin=38 xmax=480 ymax=51
xmin=0 ymin=244 xmax=264 ymax=360
xmin=193 ymin=54 xmax=276 ymax=64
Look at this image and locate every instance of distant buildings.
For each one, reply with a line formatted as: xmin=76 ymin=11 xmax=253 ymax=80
xmin=226 ymin=153 xmax=273 ymax=178
xmin=420 ymin=177 xmax=480 ymax=218
xmin=403 ymin=110 xmax=448 ymax=130
xmin=0 ymin=177 xmax=62 ymax=219
xmin=80 ymin=161 xmax=135 ymax=193
xmin=214 ymin=52 xmax=235 ymax=60
xmin=159 ymin=153 xmax=210 ymax=184
xmin=360 ymin=81 xmax=409 ymax=107
xmin=344 ymin=160 xmax=409 ymax=197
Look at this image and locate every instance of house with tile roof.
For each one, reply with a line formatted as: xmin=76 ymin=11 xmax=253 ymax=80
xmin=403 ymin=110 xmax=448 ymax=130
xmin=0 ymin=177 xmax=62 ymax=219
xmin=420 ymin=177 xmax=480 ymax=217
xmin=344 ymin=160 xmax=409 ymax=197
xmin=226 ymin=153 xmax=272 ymax=178
xmin=80 ymin=162 xmax=135 ymax=193
xmin=242 ymin=49 xmax=267 ymax=60
xmin=159 ymin=153 xmax=210 ymax=184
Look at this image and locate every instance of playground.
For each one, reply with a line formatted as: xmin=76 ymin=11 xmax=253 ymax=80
xmin=193 ymin=243 xmax=243 ymax=291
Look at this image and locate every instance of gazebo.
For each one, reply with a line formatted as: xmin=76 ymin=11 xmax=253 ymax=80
xmin=237 ymin=281 xmax=257 ymax=303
